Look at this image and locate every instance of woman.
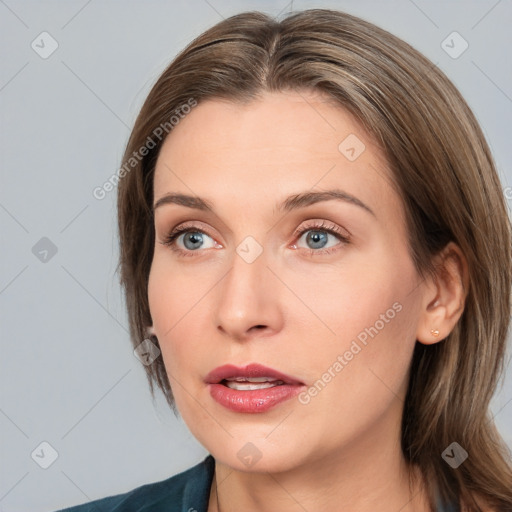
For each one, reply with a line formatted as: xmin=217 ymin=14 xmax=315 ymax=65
xmin=57 ymin=8 xmax=512 ymax=512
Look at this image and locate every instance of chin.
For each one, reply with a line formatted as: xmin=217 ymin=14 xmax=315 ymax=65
xmin=204 ymin=434 xmax=312 ymax=474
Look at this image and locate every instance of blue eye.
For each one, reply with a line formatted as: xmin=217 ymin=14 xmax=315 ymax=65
xmin=294 ymin=223 xmax=350 ymax=255
xmin=163 ymin=229 xmax=216 ymax=253
xmin=161 ymin=219 xmax=350 ymax=258
xmin=299 ymin=230 xmax=332 ymax=250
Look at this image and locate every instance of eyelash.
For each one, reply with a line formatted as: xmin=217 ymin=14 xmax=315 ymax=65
xmin=160 ymin=220 xmax=350 ymax=258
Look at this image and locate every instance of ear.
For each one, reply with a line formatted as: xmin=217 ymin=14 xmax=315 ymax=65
xmin=416 ymin=242 xmax=469 ymax=345
xmin=146 ymin=325 xmax=156 ymax=338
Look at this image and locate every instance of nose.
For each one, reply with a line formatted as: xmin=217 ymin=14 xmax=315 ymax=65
xmin=214 ymin=245 xmax=284 ymax=342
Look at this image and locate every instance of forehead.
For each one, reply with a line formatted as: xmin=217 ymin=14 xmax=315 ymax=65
xmin=157 ymin=90 xmax=378 ymax=164
xmin=153 ymin=90 xmax=400 ymax=222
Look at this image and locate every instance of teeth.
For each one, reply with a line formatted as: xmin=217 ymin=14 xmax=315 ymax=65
xmin=226 ymin=377 xmax=279 ymax=383
xmin=224 ymin=379 xmax=284 ymax=390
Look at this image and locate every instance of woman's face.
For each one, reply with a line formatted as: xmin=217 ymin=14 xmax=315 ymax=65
xmin=148 ymin=90 xmax=427 ymax=473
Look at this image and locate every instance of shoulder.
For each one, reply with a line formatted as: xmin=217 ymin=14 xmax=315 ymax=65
xmin=53 ymin=455 xmax=215 ymax=512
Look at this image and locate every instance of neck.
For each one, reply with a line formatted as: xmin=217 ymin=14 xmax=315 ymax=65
xmin=211 ymin=452 xmax=429 ymax=512
xmin=208 ymin=412 xmax=431 ymax=512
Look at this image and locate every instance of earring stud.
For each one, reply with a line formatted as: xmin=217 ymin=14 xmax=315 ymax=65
xmin=431 ymin=329 xmax=440 ymax=337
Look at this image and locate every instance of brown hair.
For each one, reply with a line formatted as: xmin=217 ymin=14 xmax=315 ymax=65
xmin=116 ymin=9 xmax=512 ymax=511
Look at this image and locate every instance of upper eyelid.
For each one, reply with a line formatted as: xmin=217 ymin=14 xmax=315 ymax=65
xmin=164 ymin=225 xmax=348 ymax=260
xmin=166 ymin=219 xmax=349 ymax=244
xmin=293 ymin=219 xmax=349 ymax=236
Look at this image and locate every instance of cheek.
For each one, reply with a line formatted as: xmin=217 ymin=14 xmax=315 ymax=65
xmin=148 ymin=260 xmax=181 ymax=353
xmin=327 ymin=303 xmax=416 ymax=442
xmin=290 ymin=252 xmax=420 ymax=394
xmin=286 ymin=252 xmax=416 ymax=348
xmin=147 ymin=258 xmax=214 ymax=377
xmin=148 ymin=253 xmax=205 ymax=327
xmin=147 ymin=260 xmax=223 ymax=429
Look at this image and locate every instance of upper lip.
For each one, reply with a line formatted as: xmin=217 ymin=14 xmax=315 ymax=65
xmin=205 ymin=363 xmax=304 ymax=385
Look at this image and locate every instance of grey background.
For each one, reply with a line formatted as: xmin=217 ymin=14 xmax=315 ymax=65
xmin=0 ymin=1 xmax=511 ymax=511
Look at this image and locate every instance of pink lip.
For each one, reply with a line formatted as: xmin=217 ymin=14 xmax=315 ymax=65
xmin=205 ymin=363 xmax=305 ymax=414
xmin=205 ymin=363 xmax=303 ymax=385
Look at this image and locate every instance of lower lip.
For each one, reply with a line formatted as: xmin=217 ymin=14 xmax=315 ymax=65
xmin=208 ymin=382 xmax=304 ymax=413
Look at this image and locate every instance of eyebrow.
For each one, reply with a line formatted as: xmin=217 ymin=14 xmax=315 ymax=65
xmin=153 ymin=189 xmax=375 ymax=217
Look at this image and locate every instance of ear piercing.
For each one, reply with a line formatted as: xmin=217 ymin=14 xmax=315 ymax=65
xmin=431 ymin=329 xmax=440 ymax=337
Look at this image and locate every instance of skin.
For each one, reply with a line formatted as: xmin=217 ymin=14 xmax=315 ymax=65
xmin=148 ymin=90 xmax=467 ymax=512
